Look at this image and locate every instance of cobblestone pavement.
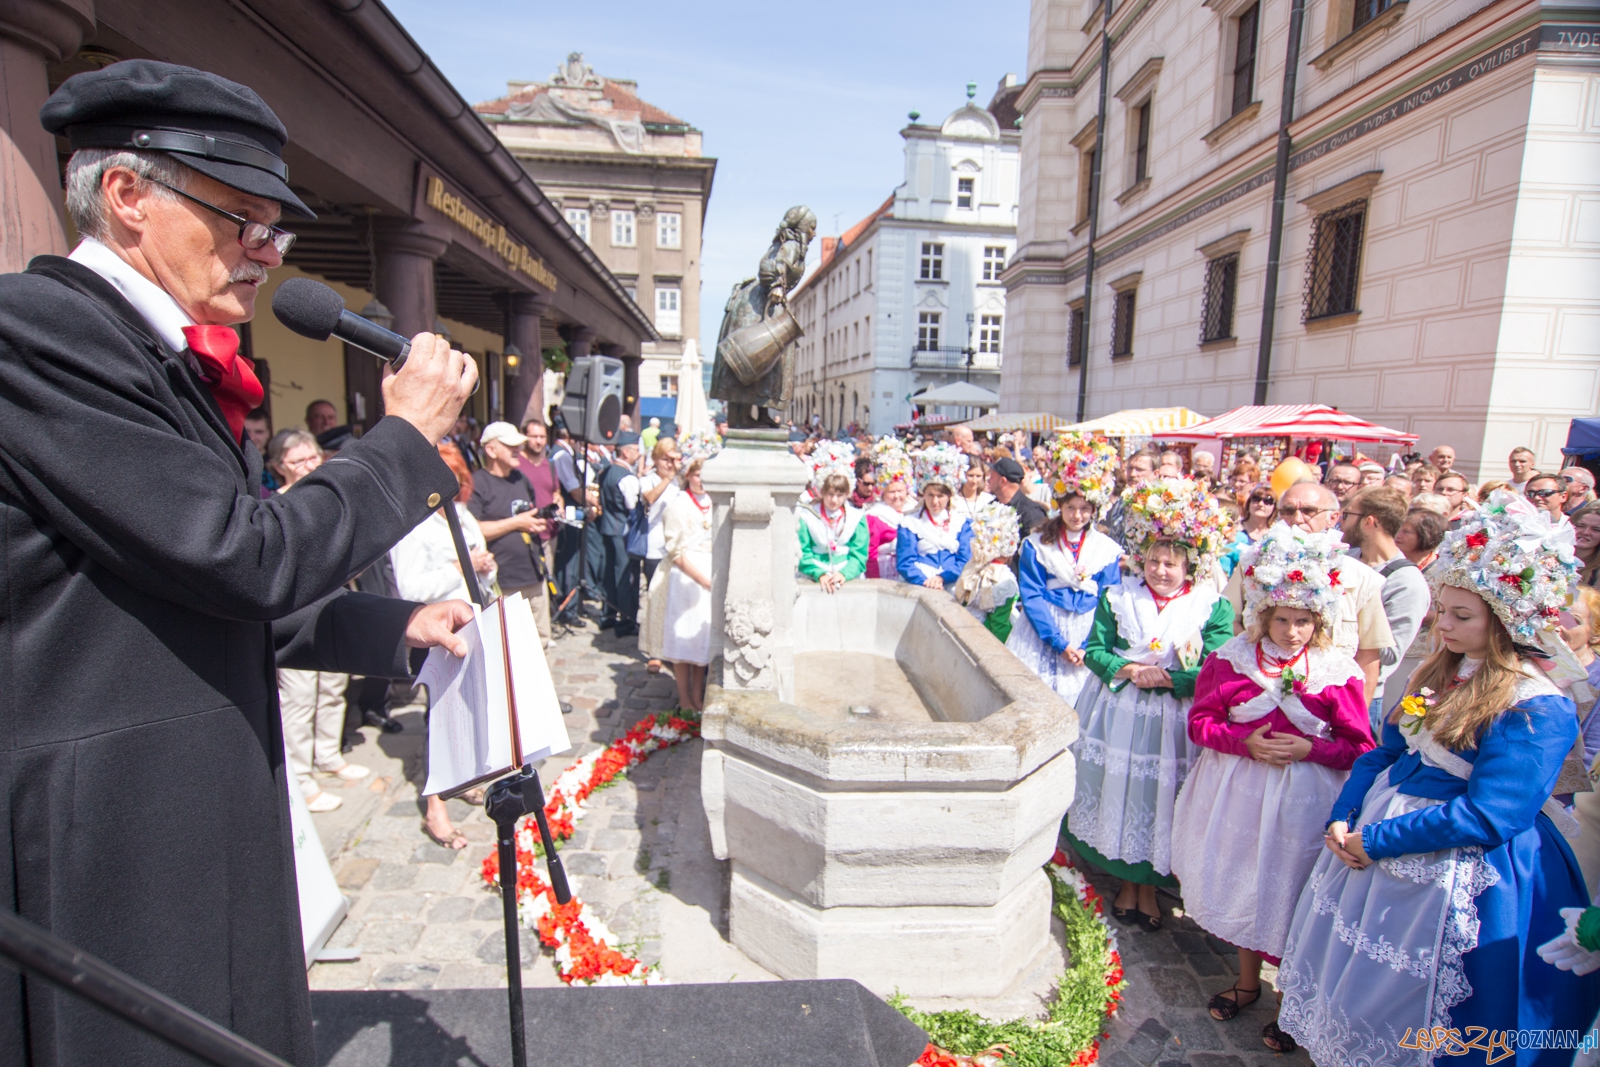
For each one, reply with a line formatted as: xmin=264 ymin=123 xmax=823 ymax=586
xmin=306 ymin=620 xmax=1307 ymax=1066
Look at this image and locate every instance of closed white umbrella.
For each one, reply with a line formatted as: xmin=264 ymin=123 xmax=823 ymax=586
xmin=673 ymin=339 xmax=711 ymax=437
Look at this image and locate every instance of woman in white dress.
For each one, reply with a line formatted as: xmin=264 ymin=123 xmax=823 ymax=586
xmin=637 ymin=437 xmax=682 ymax=673
xmin=950 ymin=456 xmax=994 ymax=523
xmin=660 ymin=458 xmax=714 ymax=711
xmin=1064 ymin=479 xmax=1236 ymax=929
xmin=387 ymin=441 xmax=496 ymax=850
xmin=1007 ymin=434 xmax=1124 ymax=706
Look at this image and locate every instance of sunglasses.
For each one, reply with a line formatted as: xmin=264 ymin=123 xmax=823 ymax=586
xmin=153 ymin=180 xmax=296 ymax=255
xmin=1527 ymin=488 xmax=1565 ymax=499
xmin=1279 ymin=505 xmax=1335 ymax=518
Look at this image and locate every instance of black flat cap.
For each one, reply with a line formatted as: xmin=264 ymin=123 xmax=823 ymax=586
xmin=41 ymin=59 xmax=314 ymax=219
xmin=992 ymin=457 xmax=1026 ymax=483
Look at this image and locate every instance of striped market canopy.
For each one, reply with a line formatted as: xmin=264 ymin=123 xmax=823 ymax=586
xmin=1163 ymin=404 xmax=1418 ymax=445
xmin=1058 ymin=407 xmax=1209 ymax=437
xmin=963 ymin=411 xmax=1072 ymax=433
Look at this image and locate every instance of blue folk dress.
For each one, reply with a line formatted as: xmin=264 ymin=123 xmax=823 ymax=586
xmin=895 ymin=508 xmax=973 ymax=589
xmin=1277 ymin=666 xmax=1600 ymax=1067
xmin=1005 ymin=528 xmax=1123 ymax=706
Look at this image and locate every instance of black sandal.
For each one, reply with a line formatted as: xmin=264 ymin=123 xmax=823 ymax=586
xmin=1207 ymin=984 xmax=1261 ymax=1021
xmin=1111 ymin=905 xmax=1138 ymax=924
xmin=1263 ymin=1019 xmax=1298 ymax=1053
xmin=1135 ymin=907 xmax=1163 ymax=931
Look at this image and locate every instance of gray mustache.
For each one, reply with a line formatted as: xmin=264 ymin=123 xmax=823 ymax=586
xmin=230 ymin=262 xmax=269 ymax=284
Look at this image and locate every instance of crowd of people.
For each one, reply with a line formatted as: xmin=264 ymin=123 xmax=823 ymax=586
xmin=259 ymin=387 xmax=1600 ymax=1057
xmin=780 ymin=423 xmax=1600 ymax=1060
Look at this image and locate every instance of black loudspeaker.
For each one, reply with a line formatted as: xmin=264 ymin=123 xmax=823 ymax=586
xmin=311 ymin=980 xmax=928 ymax=1067
xmin=559 ymin=355 xmax=624 ymax=444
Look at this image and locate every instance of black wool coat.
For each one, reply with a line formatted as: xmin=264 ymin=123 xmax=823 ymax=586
xmin=0 ymin=257 xmax=458 ymax=1066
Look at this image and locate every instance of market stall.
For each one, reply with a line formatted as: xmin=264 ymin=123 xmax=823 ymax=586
xmin=1058 ymin=407 xmax=1209 ymax=457
xmin=1163 ymin=404 xmax=1417 ymax=479
xmin=963 ymin=412 xmax=1072 ymax=434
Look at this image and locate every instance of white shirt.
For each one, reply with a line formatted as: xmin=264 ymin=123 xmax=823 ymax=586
xmin=389 ymin=504 xmax=491 ymax=604
xmin=69 ymin=237 xmax=194 ymax=355
xmin=639 ymin=471 xmax=682 ymax=560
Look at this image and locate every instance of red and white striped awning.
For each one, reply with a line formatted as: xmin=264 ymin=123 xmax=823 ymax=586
xmin=1163 ymin=405 xmax=1417 ymax=444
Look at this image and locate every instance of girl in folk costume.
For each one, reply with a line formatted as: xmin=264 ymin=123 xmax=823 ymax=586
xmin=865 ymin=437 xmax=914 ymax=580
xmin=797 ymin=448 xmax=868 ymax=593
xmin=896 ymin=443 xmax=974 ymax=591
xmin=951 ymin=455 xmax=995 ymax=523
xmin=647 ymin=435 xmax=721 ymax=712
xmin=1278 ymin=491 xmax=1600 ymax=1066
xmin=954 ymin=501 xmax=1021 ymax=641
xmin=1168 ymin=525 xmax=1373 ymax=1048
xmin=1065 ymin=479 xmax=1236 ymax=929
xmin=1007 ymin=434 xmax=1125 ymax=706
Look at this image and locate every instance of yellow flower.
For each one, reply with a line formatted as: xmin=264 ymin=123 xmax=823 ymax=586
xmin=1149 ymin=638 xmax=1163 ymax=652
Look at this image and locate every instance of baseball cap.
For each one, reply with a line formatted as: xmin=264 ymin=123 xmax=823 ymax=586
xmin=992 ymin=457 xmax=1026 ymax=483
xmin=480 ymin=421 xmax=528 ymax=448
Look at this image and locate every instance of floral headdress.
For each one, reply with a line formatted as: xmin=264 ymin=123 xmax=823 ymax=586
xmin=807 ymin=440 xmax=857 ymax=492
xmin=1048 ymin=432 xmax=1122 ymax=511
xmin=912 ymin=442 xmax=969 ymax=494
xmin=1238 ymin=523 xmax=1346 ymax=633
xmin=871 ymin=436 xmax=913 ymax=488
xmin=970 ymin=501 xmax=1021 ymax=562
xmin=1431 ymin=490 xmax=1578 ymax=651
xmin=678 ymin=432 xmax=723 ymax=464
xmin=1121 ymin=478 xmax=1235 ymax=580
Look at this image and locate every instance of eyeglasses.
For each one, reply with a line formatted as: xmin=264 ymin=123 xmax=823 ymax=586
xmin=1279 ymin=505 xmax=1335 ymax=518
xmin=152 ymin=180 xmax=296 ymax=255
xmin=1527 ymin=488 xmax=1566 ymax=500
xmin=1342 ymin=510 xmax=1366 ymax=524
xmin=1326 ymin=477 xmax=1359 ymax=489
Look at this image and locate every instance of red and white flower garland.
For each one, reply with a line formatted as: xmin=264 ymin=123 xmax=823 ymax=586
xmin=480 ymin=711 xmax=700 ymax=985
xmin=902 ymin=850 xmax=1125 ymax=1067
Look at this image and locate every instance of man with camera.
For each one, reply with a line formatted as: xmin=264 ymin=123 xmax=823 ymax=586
xmin=0 ymin=62 xmax=476 ymax=1066
xmin=472 ymin=421 xmax=554 ymax=642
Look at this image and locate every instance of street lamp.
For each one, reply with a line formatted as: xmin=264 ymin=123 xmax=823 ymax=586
xmin=964 ymin=312 xmax=976 ymax=382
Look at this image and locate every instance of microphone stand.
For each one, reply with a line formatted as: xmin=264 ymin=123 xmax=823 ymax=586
xmin=440 ymin=501 xmax=571 ymax=1067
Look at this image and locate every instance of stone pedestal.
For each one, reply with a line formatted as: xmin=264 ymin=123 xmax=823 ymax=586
xmin=701 ymin=428 xmax=810 ymax=698
xmin=702 ymin=581 xmax=1078 ymax=998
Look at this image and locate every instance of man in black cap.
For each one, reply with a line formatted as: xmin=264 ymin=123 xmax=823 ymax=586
xmin=988 ymin=456 xmax=1048 ymax=539
xmin=0 ymin=61 xmax=478 ymax=1066
xmin=597 ymin=432 xmax=644 ymax=636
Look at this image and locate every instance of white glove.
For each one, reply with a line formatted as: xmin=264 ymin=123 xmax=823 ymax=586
xmin=1537 ymin=907 xmax=1600 ymax=975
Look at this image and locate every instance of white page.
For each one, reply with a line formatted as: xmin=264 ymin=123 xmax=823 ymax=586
xmin=419 ymin=605 xmax=513 ymax=796
xmin=501 ymin=592 xmax=571 ymax=764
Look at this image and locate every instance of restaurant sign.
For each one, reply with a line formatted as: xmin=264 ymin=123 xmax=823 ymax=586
xmin=424 ymin=175 xmax=558 ymax=292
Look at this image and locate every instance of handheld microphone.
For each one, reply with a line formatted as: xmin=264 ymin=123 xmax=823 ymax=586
xmin=272 ymin=277 xmax=412 ymax=368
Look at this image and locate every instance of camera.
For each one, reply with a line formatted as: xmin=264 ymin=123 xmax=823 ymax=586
xmin=512 ymin=499 xmax=568 ymax=525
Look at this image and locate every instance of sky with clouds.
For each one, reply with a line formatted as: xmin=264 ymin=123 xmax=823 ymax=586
xmin=383 ymin=0 xmax=1028 ymax=345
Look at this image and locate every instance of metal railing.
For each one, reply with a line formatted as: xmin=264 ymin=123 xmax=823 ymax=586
xmin=909 ymin=346 xmax=1002 ymax=372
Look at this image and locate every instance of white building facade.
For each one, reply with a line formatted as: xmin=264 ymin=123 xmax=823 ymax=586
xmin=791 ymin=93 xmax=1023 ymax=435
xmin=1002 ymin=0 xmax=1600 ymax=481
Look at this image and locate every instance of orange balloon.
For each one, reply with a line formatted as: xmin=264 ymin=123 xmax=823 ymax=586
xmin=1270 ymin=456 xmax=1315 ymax=498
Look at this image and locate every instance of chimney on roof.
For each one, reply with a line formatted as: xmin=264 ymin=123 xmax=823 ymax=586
xmin=820 ymin=236 xmax=838 ymax=263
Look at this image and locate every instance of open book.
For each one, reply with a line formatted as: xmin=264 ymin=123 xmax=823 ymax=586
xmin=418 ymin=592 xmax=570 ymax=799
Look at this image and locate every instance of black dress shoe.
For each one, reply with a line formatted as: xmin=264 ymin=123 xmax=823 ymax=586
xmin=599 ymin=617 xmax=617 ymax=630
xmin=614 ymin=624 xmax=638 ymax=638
xmin=363 ymin=709 xmax=404 ymax=734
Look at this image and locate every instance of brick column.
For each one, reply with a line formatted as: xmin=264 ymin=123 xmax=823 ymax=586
xmin=374 ymin=223 xmax=448 ymax=340
xmin=0 ymin=0 xmax=93 ymax=272
xmin=501 ymin=290 xmax=549 ymax=429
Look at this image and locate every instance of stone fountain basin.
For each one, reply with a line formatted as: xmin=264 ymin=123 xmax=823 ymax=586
xmin=701 ymin=580 xmax=1077 ymax=996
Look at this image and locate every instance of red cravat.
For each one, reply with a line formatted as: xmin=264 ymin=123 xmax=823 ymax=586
xmin=182 ymin=325 xmax=264 ymax=444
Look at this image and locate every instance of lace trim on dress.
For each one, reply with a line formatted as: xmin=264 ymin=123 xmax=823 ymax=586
xmin=899 ymin=509 xmax=967 ymax=555
xmin=1215 ymin=634 xmax=1363 ymax=694
xmin=1105 ymin=581 xmax=1220 ymax=670
xmin=1031 ymin=529 xmax=1122 ymax=595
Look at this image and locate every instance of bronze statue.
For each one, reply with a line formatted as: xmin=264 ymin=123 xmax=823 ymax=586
xmin=710 ymin=205 xmax=816 ymax=428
